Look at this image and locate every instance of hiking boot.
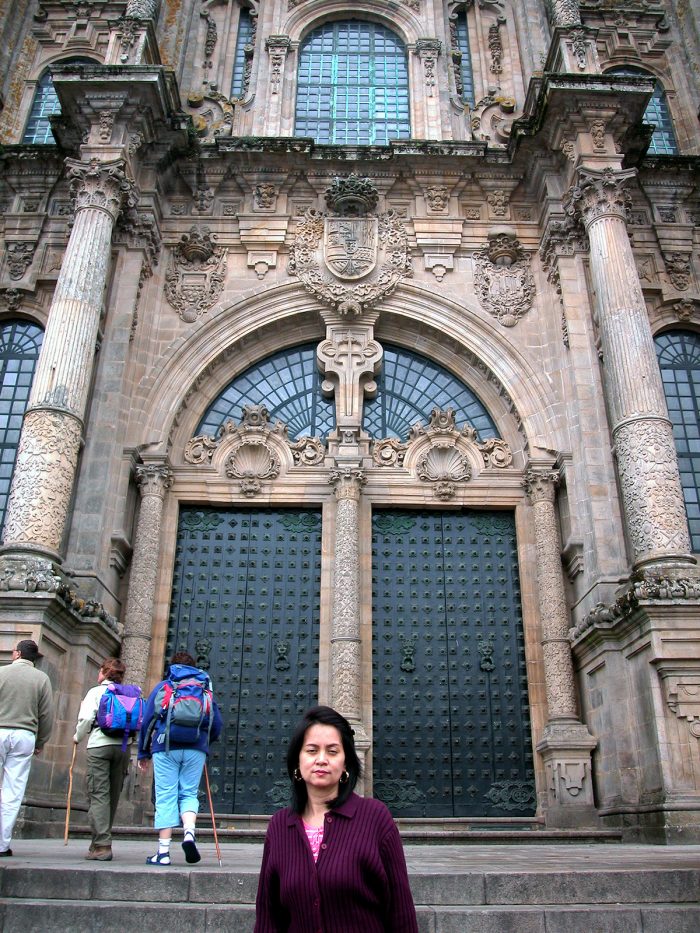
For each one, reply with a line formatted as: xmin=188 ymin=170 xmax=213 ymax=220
xmin=86 ymin=845 xmax=112 ymax=861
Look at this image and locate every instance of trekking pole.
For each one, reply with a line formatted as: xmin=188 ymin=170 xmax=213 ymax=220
xmin=64 ymin=742 xmax=77 ymax=845
xmin=203 ymin=763 xmax=222 ymax=867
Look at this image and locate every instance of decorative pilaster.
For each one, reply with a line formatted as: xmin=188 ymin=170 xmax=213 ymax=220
xmin=546 ymin=0 xmax=580 ymax=28
xmin=414 ymin=39 xmax=442 ymax=139
xmin=264 ymin=36 xmax=292 ymax=135
xmin=328 ymin=466 xmax=370 ymax=765
xmin=544 ymin=0 xmax=598 ymax=73
xmin=524 ymin=469 xmax=597 ymax=824
xmin=566 ymin=168 xmax=695 ymax=574
xmin=1 ymin=159 xmax=135 ymax=560
xmin=121 ymin=464 xmax=173 ymax=688
xmin=114 ymin=0 xmax=162 ymax=64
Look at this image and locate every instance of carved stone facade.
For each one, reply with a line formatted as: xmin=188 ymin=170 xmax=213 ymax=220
xmin=1 ymin=0 xmax=699 ymax=842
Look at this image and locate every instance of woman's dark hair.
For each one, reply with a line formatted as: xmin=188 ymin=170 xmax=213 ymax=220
xmin=170 ymin=651 xmax=195 ymax=666
xmin=100 ymin=658 xmax=126 ymax=684
xmin=286 ymin=705 xmax=361 ymax=814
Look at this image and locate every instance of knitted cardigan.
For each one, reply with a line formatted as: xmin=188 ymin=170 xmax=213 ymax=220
xmin=254 ymin=792 xmax=418 ymax=933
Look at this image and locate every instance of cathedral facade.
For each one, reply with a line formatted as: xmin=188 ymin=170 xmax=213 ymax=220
xmin=0 ymin=0 xmax=699 ymax=841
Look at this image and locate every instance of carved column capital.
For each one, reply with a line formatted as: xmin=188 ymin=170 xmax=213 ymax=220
xmin=565 ymin=167 xmax=635 ymax=230
xmin=135 ymin=463 xmax=173 ymax=498
xmin=523 ymin=469 xmax=559 ymax=504
xmin=66 ymin=158 xmax=138 ymax=223
xmin=329 ymin=466 xmax=366 ymax=501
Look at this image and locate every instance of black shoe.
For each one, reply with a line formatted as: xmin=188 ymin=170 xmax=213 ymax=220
xmin=0 ymin=849 xmax=12 ymax=857
xmin=182 ymin=836 xmax=200 ymax=864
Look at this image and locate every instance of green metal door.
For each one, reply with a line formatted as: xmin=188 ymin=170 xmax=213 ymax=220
xmin=167 ymin=506 xmax=322 ymax=814
xmin=372 ymin=509 xmax=535 ymax=818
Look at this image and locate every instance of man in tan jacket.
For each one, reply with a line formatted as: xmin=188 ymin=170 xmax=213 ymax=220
xmin=0 ymin=639 xmax=54 ymax=855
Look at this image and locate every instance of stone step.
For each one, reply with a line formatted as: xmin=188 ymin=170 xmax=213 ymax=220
xmin=2 ymin=897 xmax=699 ymax=933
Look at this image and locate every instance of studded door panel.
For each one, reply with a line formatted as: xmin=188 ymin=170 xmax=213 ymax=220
xmin=167 ymin=507 xmax=322 ymax=814
xmin=372 ymin=509 xmax=535 ymax=818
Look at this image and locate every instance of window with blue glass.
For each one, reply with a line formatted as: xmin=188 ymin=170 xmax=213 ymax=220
xmin=295 ymin=21 xmax=411 ymax=145
xmin=0 ymin=321 xmax=43 ymax=531
xmin=231 ymin=8 xmax=254 ymax=98
xmin=454 ymin=10 xmax=475 ymax=107
xmin=363 ymin=345 xmax=497 ymax=440
xmin=197 ymin=344 xmax=336 ymax=440
xmin=23 ymin=58 xmax=94 ymax=144
xmin=607 ymin=66 xmax=678 ymax=155
xmin=655 ymin=331 xmax=700 ymax=552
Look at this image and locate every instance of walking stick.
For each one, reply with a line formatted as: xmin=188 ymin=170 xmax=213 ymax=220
xmin=204 ymin=763 xmax=222 ymax=866
xmin=64 ymin=742 xmax=77 ymax=845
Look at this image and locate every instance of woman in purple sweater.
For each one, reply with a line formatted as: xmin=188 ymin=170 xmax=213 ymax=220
xmin=254 ymin=705 xmax=418 ymax=933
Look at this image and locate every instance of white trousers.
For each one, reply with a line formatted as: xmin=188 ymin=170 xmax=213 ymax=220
xmin=0 ymin=728 xmax=36 ymax=851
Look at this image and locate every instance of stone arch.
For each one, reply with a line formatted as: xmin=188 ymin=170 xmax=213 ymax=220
xmin=284 ymin=2 xmax=421 ymax=47
xmin=134 ymin=280 xmax=563 ymax=462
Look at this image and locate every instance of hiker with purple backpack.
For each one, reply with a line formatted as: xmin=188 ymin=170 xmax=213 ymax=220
xmin=73 ymin=657 xmax=142 ymax=861
xmin=137 ymin=651 xmax=222 ymax=866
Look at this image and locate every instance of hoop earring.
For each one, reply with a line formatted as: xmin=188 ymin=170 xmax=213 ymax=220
xmin=294 ymin=768 xmax=303 ymax=781
xmin=339 ymin=770 xmax=349 ymax=784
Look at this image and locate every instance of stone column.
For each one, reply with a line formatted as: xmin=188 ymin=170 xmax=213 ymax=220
xmin=545 ymin=0 xmax=598 ymax=73
xmin=1 ymin=158 xmax=134 ymax=566
xmin=328 ymin=466 xmax=370 ymax=770
xmin=546 ymin=0 xmax=581 ymax=28
xmin=121 ymin=463 xmax=172 ymax=689
xmin=524 ymin=469 xmax=597 ymax=825
xmin=568 ymin=167 xmax=694 ymax=574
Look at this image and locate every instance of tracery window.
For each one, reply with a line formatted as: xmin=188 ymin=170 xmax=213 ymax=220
xmin=22 ymin=57 xmax=94 ymax=144
xmin=655 ymin=330 xmax=700 ymax=551
xmin=452 ymin=8 xmax=475 ymax=106
xmin=231 ymin=7 xmax=255 ymax=99
xmin=197 ymin=343 xmax=497 ymax=443
xmin=295 ymin=21 xmax=411 ymax=145
xmin=607 ymin=66 xmax=678 ymax=155
xmin=0 ymin=321 xmax=43 ymax=531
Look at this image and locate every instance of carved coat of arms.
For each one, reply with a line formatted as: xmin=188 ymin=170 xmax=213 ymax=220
xmin=324 ymin=218 xmax=378 ymax=280
xmin=164 ymin=226 xmax=227 ymax=323
xmin=473 ymin=233 xmax=534 ymax=327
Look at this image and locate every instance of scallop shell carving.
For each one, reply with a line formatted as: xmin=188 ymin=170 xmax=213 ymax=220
xmin=225 ymin=441 xmax=280 ymax=496
xmin=416 ymin=446 xmax=472 ymax=484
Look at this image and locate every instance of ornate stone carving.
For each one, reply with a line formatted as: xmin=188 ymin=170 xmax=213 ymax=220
xmin=6 ymin=242 xmax=35 ymax=280
xmin=125 ymin=0 xmax=161 ymax=18
xmin=662 ymin=251 xmax=691 ymax=291
xmin=417 ymin=447 xmax=472 ymax=499
xmin=372 ymin=437 xmax=407 ymax=468
xmin=325 ymin=175 xmax=379 ymax=216
xmin=487 ymin=190 xmax=509 ymax=217
xmin=66 ymin=158 xmax=137 ymax=223
xmin=473 ymin=231 xmax=534 ymax=327
xmin=0 ymin=288 xmax=24 ymax=311
xmin=415 ymin=39 xmax=441 ymax=97
xmin=564 ymin=167 xmax=634 ymax=227
xmin=546 ymin=0 xmax=580 ymax=28
xmin=164 ymin=226 xmax=226 ymax=323
xmin=614 ymin=418 xmax=692 ymax=562
xmin=2 ymin=409 xmax=82 ymax=555
xmin=98 ymin=110 xmax=115 ymax=143
xmin=568 ymin=28 xmax=589 ymax=70
xmin=479 ymin=437 xmax=513 ymax=468
xmin=425 ymin=185 xmax=449 ymax=213
xmin=318 ymin=328 xmax=382 ymax=428
xmin=488 ymin=18 xmax=506 ymax=75
xmin=288 ymin=206 xmax=411 ymax=315
xmin=225 ymin=440 xmax=280 ymax=496
xmin=329 ymin=466 xmax=366 ymax=501
xmin=666 ymin=676 xmax=700 ymax=738
xmin=288 ymin=436 xmax=326 ymax=466
xmin=254 ymin=184 xmax=277 ymax=211
xmin=589 ymin=119 xmax=606 ymax=151
xmin=673 ymin=299 xmax=695 ymax=322
xmin=266 ymin=35 xmax=291 ymax=94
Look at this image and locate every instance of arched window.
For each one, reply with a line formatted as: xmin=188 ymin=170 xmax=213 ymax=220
xmin=655 ymin=330 xmax=700 ymax=552
xmin=231 ymin=8 xmax=254 ymax=99
xmin=22 ymin=57 xmax=94 ymax=144
xmin=295 ymin=21 xmax=411 ymax=145
xmin=453 ymin=9 xmax=475 ymax=107
xmin=197 ymin=343 xmax=497 ymax=442
xmin=607 ymin=66 xmax=678 ymax=155
xmin=0 ymin=321 xmax=43 ymax=531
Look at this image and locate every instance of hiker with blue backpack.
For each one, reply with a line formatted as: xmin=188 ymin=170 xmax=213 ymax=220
xmin=73 ymin=657 xmax=143 ymax=861
xmin=137 ymin=650 xmax=222 ymax=866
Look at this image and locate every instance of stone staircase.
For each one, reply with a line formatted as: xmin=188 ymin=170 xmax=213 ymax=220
xmin=0 ymin=839 xmax=699 ymax=932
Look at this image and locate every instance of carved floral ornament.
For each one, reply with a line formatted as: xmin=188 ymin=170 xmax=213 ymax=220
xmin=372 ymin=407 xmax=513 ymax=499
xmin=164 ymin=226 xmax=227 ymax=323
xmin=184 ymin=404 xmax=326 ymax=496
xmin=473 ymin=231 xmax=535 ymax=327
xmin=288 ymin=175 xmax=412 ymax=316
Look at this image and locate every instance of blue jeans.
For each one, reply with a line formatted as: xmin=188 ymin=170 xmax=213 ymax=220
xmin=152 ymin=749 xmax=206 ymax=830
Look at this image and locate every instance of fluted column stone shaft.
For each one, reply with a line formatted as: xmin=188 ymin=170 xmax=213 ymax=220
xmin=121 ymin=464 xmax=172 ymax=689
xmin=328 ymin=467 xmax=366 ymax=723
xmin=570 ymin=168 xmax=692 ymax=569
xmin=2 ymin=159 xmax=133 ymax=557
xmin=547 ymin=0 xmax=581 ymax=28
xmin=524 ymin=470 xmax=579 ymax=721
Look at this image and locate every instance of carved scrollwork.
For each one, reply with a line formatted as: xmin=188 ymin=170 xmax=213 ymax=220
xmin=288 ymin=436 xmax=326 ymax=466
xmin=164 ymin=226 xmax=226 ymax=323
xmin=372 ymin=437 xmax=408 ymax=468
xmin=479 ymin=437 xmax=513 ymax=468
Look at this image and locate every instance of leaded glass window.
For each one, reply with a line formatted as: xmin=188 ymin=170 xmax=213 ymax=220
xmin=231 ymin=8 xmax=254 ymax=98
xmin=23 ymin=58 xmax=93 ymax=145
xmin=363 ymin=345 xmax=497 ymax=440
xmin=0 ymin=321 xmax=43 ymax=531
xmin=295 ymin=21 xmax=411 ymax=145
xmin=607 ymin=66 xmax=678 ymax=155
xmin=197 ymin=344 xmax=335 ymax=440
xmin=655 ymin=331 xmax=700 ymax=552
xmin=454 ymin=11 xmax=475 ymax=107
